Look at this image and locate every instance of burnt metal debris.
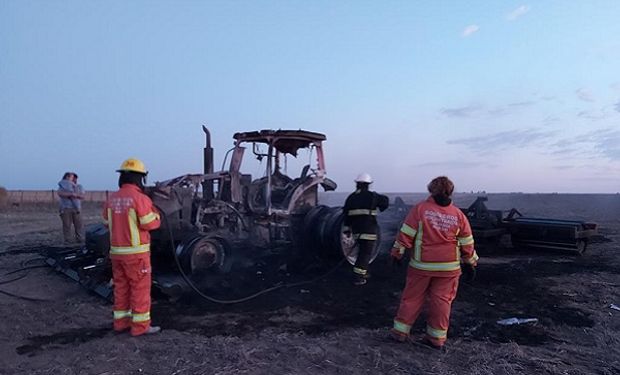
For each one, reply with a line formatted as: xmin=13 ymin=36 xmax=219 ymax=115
xmin=45 ymin=245 xmax=113 ymax=301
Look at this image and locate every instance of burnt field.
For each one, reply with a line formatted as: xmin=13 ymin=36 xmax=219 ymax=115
xmin=0 ymin=194 xmax=619 ymax=375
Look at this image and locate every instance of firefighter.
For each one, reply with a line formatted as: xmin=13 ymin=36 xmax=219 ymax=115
xmin=390 ymin=176 xmax=478 ymax=349
xmin=102 ymin=158 xmax=161 ymax=336
xmin=343 ymin=173 xmax=389 ymax=285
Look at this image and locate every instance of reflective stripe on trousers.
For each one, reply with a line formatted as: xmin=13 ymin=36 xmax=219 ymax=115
xmin=393 ymin=320 xmax=412 ymax=335
xmin=114 ymin=310 xmax=132 ymax=320
xmin=113 ymin=310 xmax=151 ymax=323
xmin=112 ymin=256 xmax=153 ymax=336
xmin=393 ymin=269 xmax=460 ymax=346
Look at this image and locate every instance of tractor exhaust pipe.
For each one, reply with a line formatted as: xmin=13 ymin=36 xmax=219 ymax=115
xmin=202 ymin=125 xmax=214 ymax=200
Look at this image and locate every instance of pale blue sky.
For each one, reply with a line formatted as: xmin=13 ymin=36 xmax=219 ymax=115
xmin=1 ymin=1 xmax=619 ymax=193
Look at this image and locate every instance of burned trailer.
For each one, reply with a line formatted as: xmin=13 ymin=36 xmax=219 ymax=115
xmin=461 ymin=197 xmax=598 ymax=254
xmin=379 ymin=196 xmax=598 ymax=255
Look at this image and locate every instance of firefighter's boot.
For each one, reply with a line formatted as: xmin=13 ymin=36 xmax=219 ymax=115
xmin=144 ymin=326 xmax=161 ymax=335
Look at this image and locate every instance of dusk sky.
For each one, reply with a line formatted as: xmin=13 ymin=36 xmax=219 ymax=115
xmin=1 ymin=1 xmax=619 ymax=193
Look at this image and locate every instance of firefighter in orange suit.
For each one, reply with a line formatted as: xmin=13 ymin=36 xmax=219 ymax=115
xmin=390 ymin=176 xmax=478 ymax=349
xmin=102 ymin=158 xmax=161 ymax=336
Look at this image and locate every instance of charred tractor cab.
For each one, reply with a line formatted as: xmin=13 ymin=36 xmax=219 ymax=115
xmin=149 ymin=127 xmax=345 ymax=275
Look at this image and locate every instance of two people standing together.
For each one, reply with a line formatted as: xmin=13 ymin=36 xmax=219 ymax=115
xmin=57 ymin=172 xmax=85 ymax=243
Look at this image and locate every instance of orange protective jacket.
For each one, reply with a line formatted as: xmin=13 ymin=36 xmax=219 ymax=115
xmin=102 ymin=184 xmax=160 ymax=259
xmin=392 ymin=197 xmax=478 ymax=277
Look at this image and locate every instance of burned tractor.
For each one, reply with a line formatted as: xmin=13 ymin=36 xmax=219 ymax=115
xmin=148 ymin=127 xmax=354 ymax=276
xmin=51 ymin=127 xmax=373 ymax=300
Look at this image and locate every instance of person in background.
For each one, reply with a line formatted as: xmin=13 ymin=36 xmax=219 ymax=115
xmin=343 ymin=172 xmax=390 ymax=285
xmin=103 ymin=158 xmax=161 ymax=336
xmin=57 ymin=172 xmax=84 ymax=243
xmin=74 ymin=174 xmax=85 ymax=205
xmin=390 ymin=176 xmax=478 ymax=349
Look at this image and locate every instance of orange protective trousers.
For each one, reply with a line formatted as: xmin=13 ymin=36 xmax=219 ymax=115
xmin=112 ymin=255 xmax=152 ymax=336
xmin=393 ymin=268 xmax=460 ymax=346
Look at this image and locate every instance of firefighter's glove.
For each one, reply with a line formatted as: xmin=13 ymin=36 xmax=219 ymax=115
xmin=461 ymin=263 xmax=477 ymax=282
xmin=389 ymin=248 xmax=404 ymax=267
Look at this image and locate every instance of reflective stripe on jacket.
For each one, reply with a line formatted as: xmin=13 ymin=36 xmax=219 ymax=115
xmin=348 ymin=209 xmax=378 ymax=216
xmin=102 ymin=184 xmax=161 ymax=258
xmin=394 ymin=197 xmax=478 ymax=276
xmin=343 ymin=190 xmax=389 ymax=237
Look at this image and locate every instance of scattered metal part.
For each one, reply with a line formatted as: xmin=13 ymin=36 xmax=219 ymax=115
xmin=45 ymin=247 xmax=112 ymax=301
xmin=497 ymin=317 xmax=539 ymax=326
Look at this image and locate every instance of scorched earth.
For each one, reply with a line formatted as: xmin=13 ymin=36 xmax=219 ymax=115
xmin=0 ymin=193 xmax=619 ymax=375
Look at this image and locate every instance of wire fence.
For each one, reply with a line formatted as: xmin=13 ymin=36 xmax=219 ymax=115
xmin=6 ymin=190 xmax=109 ymax=204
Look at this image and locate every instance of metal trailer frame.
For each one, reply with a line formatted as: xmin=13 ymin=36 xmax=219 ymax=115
xmin=462 ymin=197 xmax=598 ymax=254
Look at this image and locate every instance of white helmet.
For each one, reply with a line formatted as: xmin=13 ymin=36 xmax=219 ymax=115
xmin=354 ymin=172 xmax=373 ymax=184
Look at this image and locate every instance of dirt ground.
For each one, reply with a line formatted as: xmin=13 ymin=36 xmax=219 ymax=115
xmin=1 ymin=194 xmax=619 ymax=375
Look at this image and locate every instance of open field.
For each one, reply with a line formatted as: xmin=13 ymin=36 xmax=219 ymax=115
xmin=0 ymin=194 xmax=619 ymax=374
